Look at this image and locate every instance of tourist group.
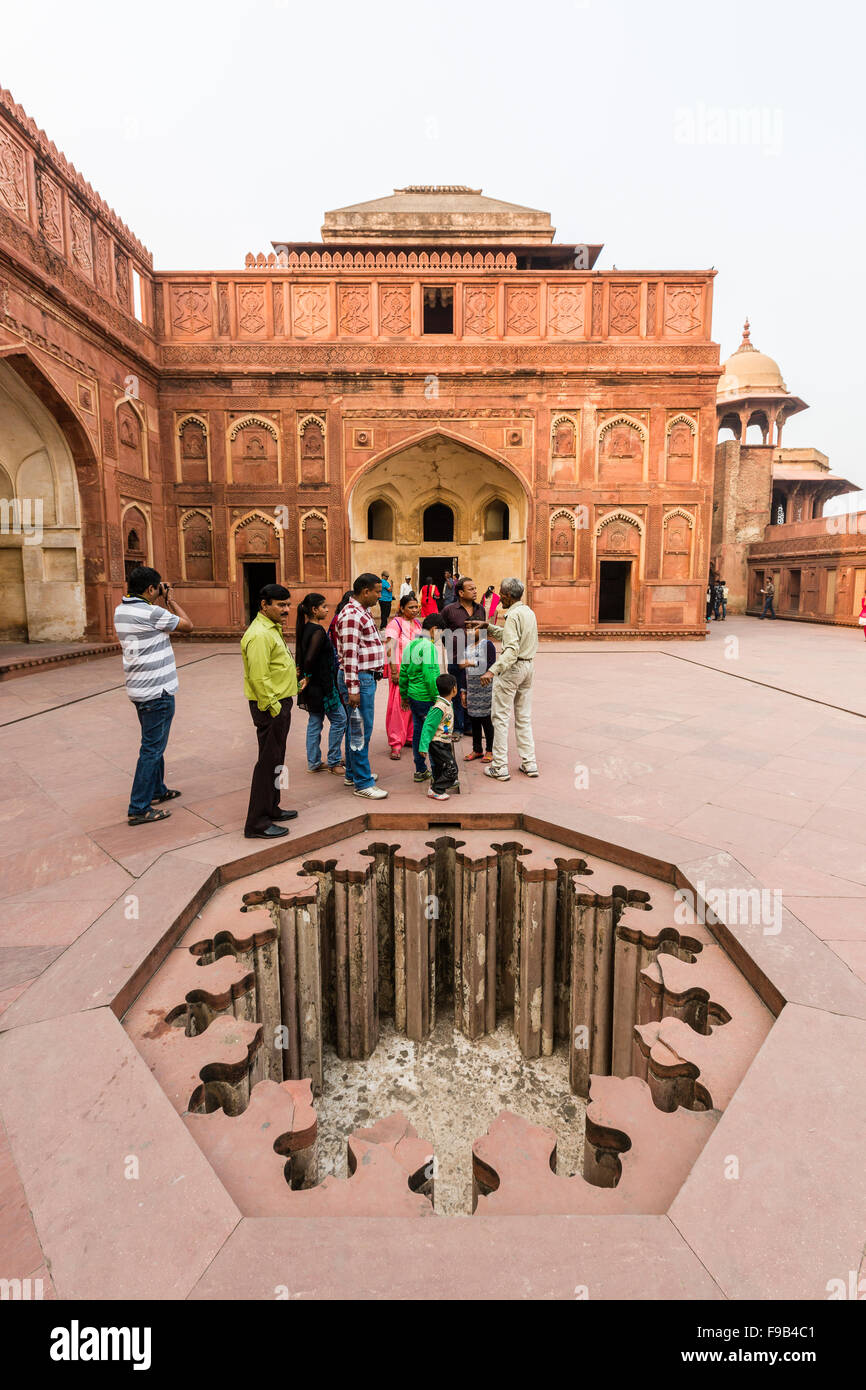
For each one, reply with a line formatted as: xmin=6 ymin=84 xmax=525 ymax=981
xmin=114 ymin=567 xmax=539 ymax=836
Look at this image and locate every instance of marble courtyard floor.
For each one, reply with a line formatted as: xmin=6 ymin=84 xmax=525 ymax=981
xmin=1 ymin=615 xmax=865 ymax=1299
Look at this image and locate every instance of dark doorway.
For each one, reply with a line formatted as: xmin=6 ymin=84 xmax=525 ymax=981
xmin=598 ymin=560 xmax=631 ymax=623
xmin=419 ymin=556 xmax=457 ymax=602
xmin=423 ymin=503 xmax=454 ymax=541
xmin=243 ymin=561 xmax=277 ymax=623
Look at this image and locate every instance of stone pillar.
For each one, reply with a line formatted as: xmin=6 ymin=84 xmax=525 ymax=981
xmin=278 ymin=901 xmax=323 ymax=1093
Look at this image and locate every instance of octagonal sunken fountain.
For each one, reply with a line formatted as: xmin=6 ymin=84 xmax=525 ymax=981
xmin=122 ymin=822 xmax=773 ymax=1219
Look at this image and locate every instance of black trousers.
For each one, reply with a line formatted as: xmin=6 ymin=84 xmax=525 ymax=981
xmin=245 ymin=698 xmax=292 ymax=834
xmin=429 ymin=739 xmax=459 ymax=793
xmin=470 ymin=714 xmax=494 ymax=754
xmin=379 ymin=601 xmax=392 ymax=628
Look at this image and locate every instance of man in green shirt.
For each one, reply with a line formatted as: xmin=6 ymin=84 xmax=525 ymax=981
xmin=399 ymin=612 xmax=445 ymax=783
xmin=241 ymin=583 xmax=302 ymax=838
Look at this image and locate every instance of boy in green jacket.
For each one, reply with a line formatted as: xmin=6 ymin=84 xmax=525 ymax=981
xmin=399 ymin=612 xmax=445 ymax=783
xmin=418 ymin=673 xmax=460 ymax=800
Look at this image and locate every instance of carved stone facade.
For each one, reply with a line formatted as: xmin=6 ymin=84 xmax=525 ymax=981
xmin=0 ymin=93 xmax=720 ymax=638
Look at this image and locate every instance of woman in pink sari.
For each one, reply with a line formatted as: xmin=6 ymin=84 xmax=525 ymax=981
xmin=482 ymin=584 xmax=500 ymax=624
xmin=383 ymin=592 xmax=422 ymax=758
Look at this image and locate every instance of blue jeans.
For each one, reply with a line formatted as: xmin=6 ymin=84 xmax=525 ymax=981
xmin=128 ymin=691 xmax=175 ymax=815
xmin=761 ymin=596 xmax=775 ymax=618
xmin=306 ymin=703 xmax=347 ymax=769
xmin=409 ymin=697 xmax=433 ymax=774
xmin=448 ymin=663 xmax=469 ymax=732
xmin=337 ymin=669 xmax=377 ymax=789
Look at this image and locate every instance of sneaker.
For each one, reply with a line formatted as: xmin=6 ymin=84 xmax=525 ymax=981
xmin=519 ymin=764 xmax=540 ymax=778
xmin=413 ymin=770 xmax=431 ymax=783
xmin=344 ymin=772 xmax=378 ymax=786
xmin=483 ymin=765 xmax=510 ymax=782
xmin=353 ymin=785 xmax=389 ymax=800
xmin=427 ymin=788 xmax=450 ymax=800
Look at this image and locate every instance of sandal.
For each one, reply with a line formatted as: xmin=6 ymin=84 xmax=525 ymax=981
xmin=151 ymin=789 xmax=181 ymax=803
xmin=390 ymin=750 xmax=401 ymax=760
xmin=481 ymin=752 xmax=493 ymax=763
xmin=129 ymin=807 xmax=172 ymax=826
xmin=464 ymin=751 xmax=483 ymax=761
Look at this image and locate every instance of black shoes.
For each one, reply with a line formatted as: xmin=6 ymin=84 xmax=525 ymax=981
xmin=245 ymin=824 xmax=289 ymax=839
xmin=272 ymin=809 xmax=299 ymax=822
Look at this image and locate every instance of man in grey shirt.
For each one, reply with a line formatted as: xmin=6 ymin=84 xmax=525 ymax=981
xmin=114 ymin=566 xmax=193 ymax=825
xmin=480 ymin=576 xmax=539 ymax=781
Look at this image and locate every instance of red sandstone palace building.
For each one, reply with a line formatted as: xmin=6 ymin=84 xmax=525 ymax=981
xmin=0 ymin=88 xmax=860 ymax=643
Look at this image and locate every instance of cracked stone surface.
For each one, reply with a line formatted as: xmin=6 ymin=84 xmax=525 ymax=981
xmin=315 ymin=1014 xmax=584 ymax=1215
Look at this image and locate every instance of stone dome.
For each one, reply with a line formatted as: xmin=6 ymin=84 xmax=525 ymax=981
xmin=717 ymin=320 xmax=788 ymax=397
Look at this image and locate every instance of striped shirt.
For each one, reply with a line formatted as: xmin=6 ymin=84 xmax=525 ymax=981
xmin=113 ymin=596 xmax=180 ymax=702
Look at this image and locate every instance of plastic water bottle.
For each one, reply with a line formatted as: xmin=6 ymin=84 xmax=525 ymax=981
xmin=349 ymin=707 xmax=364 ymax=751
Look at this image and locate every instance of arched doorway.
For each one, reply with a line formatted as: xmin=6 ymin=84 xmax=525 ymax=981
xmin=0 ymin=357 xmax=87 ymax=641
xmin=347 ymin=431 xmax=529 ymax=595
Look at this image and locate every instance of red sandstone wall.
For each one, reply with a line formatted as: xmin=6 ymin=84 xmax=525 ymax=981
xmin=0 ymin=88 xmax=722 ymax=640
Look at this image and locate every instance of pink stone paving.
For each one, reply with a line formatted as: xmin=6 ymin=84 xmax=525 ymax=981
xmin=1 ymin=619 xmax=866 ymax=1300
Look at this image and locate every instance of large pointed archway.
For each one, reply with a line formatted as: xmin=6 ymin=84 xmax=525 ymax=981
xmin=0 ymin=353 xmax=98 ymax=641
xmin=347 ymin=430 xmax=530 ymax=595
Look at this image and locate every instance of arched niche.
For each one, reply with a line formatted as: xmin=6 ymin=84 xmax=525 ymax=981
xmin=424 ymin=502 xmax=455 ymax=542
xmin=180 ymin=508 xmax=214 ymax=582
xmin=367 ymin=499 xmax=394 ymax=541
xmin=484 ymin=499 xmax=510 ymax=541
xmin=0 ymin=357 xmax=87 ymax=640
xmin=346 ymin=430 xmax=530 ymax=591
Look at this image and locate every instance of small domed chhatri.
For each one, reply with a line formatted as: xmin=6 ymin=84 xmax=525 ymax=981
xmin=716 ymin=318 xmax=807 ymax=446
xmin=717 ymin=319 xmax=788 ymax=397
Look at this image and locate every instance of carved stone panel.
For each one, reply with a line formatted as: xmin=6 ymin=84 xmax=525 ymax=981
xmin=662 ymin=511 xmax=693 ymax=580
xmin=273 ymin=283 xmax=285 ymax=336
xmin=235 ymin=514 xmax=279 ymax=559
xmin=117 ymin=403 xmax=144 ymax=475
xmin=548 ymin=285 xmax=584 ymax=337
xmin=339 ymin=285 xmax=371 ymax=336
xmin=609 ymin=284 xmax=640 ymax=336
xmin=114 ymin=249 xmax=130 ymax=309
xmin=38 ymin=171 xmax=63 ymax=250
xmin=69 ymin=203 xmax=93 ymax=278
xmin=666 ymin=416 xmax=696 ymax=482
xmin=664 ymin=285 xmax=703 ymax=336
xmin=598 ymin=516 xmax=641 ymax=556
xmin=171 ymin=285 xmax=212 ymax=336
xmin=463 ymin=285 xmax=496 ymax=336
xmin=598 ymin=417 xmax=645 ymax=484
xmin=239 ymin=285 xmax=266 ymax=336
xmin=180 ymin=418 xmax=208 ymax=483
xmin=182 ymin=510 xmax=214 ymax=581
xmin=549 ymin=510 xmax=576 ymax=580
xmin=230 ymin=417 xmax=279 ymax=486
xmin=94 ymin=229 xmax=111 ymax=294
xmin=299 ymin=415 xmax=326 ymax=483
xmin=505 ymin=286 xmax=539 ymax=336
xmin=301 ymin=511 xmax=327 ymax=581
xmin=379 ymin=284 xmax=411 ymax=336
xmin=292 ymin=286 xmax=329 ymax=338
xmin=0 ymin=129 xmax=28 ymax=218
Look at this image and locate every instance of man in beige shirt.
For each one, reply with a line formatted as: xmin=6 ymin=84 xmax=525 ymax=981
xmin=479 ymin=576 xmax=539 ymax=781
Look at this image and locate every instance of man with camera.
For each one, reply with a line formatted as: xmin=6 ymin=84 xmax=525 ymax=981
xmin=114 ymin=566 xmax=193 ymax=826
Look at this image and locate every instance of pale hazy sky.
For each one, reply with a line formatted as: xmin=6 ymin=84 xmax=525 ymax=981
xmin=4 ymin=0 xmax=864 ymax=491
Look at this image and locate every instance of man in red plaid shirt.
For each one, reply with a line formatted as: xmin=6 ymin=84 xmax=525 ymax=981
xmin=334 ymin=572 xmax=389 ymax=799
